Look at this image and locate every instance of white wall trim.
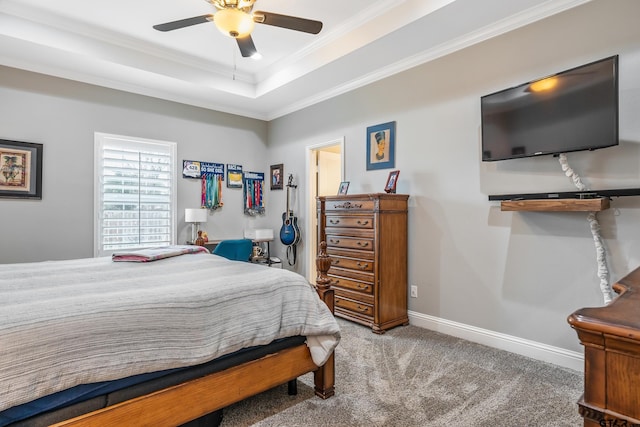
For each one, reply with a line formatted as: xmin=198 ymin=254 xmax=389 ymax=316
xmin=408 ymin=311 xmax=584 ymax=372
xmin=305 ymin=137 xmax=345 ymax=284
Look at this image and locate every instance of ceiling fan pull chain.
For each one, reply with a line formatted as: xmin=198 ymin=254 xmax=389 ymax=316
xmin=232 ymin=47 xmax=237 ymax=81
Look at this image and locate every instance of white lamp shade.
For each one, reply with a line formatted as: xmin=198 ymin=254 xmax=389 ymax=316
xmin=214 ymin=8 xmax=255 ymax=38
xmin=185 ymin=208 xmax=208 ymax=223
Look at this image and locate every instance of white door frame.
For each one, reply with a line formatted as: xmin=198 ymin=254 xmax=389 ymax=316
xmin=305 ymin=137 xmax=345 ymax=284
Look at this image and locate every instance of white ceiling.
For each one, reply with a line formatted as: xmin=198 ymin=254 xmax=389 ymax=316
xmin=0 ymin=0 xmax=591 ymax=120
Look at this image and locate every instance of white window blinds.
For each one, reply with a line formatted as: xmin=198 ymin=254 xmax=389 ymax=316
xmin=94 ymin=133 xmax=177 ymax=257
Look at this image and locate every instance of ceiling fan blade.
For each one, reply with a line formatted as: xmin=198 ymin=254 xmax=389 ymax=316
xmin=153 ymin=14 xmax=213 ymax=32
xmin=253 ymin=11 xmax=323 ymax=34
xmin=236 ymin=35 xmax=258 ymax=58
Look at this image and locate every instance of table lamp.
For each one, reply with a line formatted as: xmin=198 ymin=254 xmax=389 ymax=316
xmin=185 ymin=208 xmax=208 ymax=244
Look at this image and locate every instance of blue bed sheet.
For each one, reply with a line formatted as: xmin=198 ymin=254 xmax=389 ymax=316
xmin=0 ymin=368 xmax=179 ymax=426
xmin=0 ymin=335 xmax=306 ymax=426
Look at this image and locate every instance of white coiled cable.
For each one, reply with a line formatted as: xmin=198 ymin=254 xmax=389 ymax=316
xmin=558 ymin=154 xmax=612 ymax=304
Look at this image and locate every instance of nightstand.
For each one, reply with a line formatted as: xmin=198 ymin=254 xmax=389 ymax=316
xmin=188 ymin=240 xmax=221 ymax=253
xmin=250 ymin=239 xmax=282 ymax=268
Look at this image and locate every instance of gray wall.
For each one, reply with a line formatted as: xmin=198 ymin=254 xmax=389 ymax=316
xmin=0 ymin=67 xmax=270 ymax=263
xmin=266 ymin=0 xmax=640 ymax=353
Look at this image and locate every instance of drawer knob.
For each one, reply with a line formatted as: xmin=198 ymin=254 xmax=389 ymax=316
xmin=330 ymin=279 xmax=340 ymax=285
xmin=357 ymin=241 xmax=369 ymax=247
xmin=332 ymin=260 xmax=340 ymax=265
xmin=357 ymin=305 xmax=367 ymax=312
xmin=330 ymin=238 xmax=340 ymax=244
xmin=329 ymin=219 xmax=340 ymax=225
xmin=356 ymin=262 xmax=369 ymax=270
xmin=357 ymin=220 xmax=369 ymax=226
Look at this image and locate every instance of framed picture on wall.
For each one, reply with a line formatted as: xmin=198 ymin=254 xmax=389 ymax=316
xmin=0 ymin=139 xmax=43 ymax=199
xmin=366 ymin=121 xmax=396 ymax=170
xmin=338 ymin=181 xmax=350 ymax=195
xmin=227 ymin=164 xmax=243 ymax=188
xmin=270 ymin=164 xmax=283 ymax=190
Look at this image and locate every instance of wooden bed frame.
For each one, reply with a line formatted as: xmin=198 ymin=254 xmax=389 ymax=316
xmin=47 ymin=243 xmax=336 ymax=427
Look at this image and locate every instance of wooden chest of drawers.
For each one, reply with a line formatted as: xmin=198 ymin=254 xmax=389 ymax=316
xmin=317 ymin=193 xmax=409 ymax=333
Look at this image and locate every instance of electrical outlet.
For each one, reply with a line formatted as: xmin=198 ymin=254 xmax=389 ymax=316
xmin=410 ymin=285 xmax=418 ymax=298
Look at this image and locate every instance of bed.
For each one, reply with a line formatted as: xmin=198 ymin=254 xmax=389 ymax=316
xmin=0 ymin=244 xmax=339 ymax=426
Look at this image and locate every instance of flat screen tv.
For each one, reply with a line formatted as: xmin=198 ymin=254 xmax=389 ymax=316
xmin=481 ymin=55 xmax=619 ymax=162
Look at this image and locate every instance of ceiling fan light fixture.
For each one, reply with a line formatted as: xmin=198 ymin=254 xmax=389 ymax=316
xmin=214 ymin=8 xmax=255 ymax=38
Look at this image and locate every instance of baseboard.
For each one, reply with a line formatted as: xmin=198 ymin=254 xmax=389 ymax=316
xmin=408 ymin=311 xmax=584 ymax=372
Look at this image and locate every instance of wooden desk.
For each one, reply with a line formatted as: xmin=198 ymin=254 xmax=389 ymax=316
xmin=568 ymin=267 xmax=640 ymax=426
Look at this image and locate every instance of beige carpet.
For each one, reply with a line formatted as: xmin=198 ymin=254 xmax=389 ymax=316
xmin=220 ymin=319 xmax=583 ymax=426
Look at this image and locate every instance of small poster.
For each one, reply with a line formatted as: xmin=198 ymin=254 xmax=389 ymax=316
xmin=227 ymin=164 xmax=243 ymax=188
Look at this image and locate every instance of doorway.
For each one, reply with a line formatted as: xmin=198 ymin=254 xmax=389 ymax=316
xmin=306 ymin=137 xmax=344 ymax=284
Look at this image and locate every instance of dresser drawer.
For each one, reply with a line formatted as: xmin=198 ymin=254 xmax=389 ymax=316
xmin=328 ymin=267 xmax=373 ymax=283
xmin=329 ymin=275 xmax=373 ymax=295
xmin=325 ymin=199 xmax=375 ymax=212
xmin=335 ymin=295 xmax=373 ymax=317
xmin=327 ymin=247 xmax=374 ymax=261
xmin=326 ymin=235 xmax=374 ymax=251
xmin=330 ymin=256 xmax=373 ymax=272
xmin=325 ymin=215 xmax=374 ymax=229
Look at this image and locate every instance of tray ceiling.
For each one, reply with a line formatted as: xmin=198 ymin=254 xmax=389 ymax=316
xmin=0 ymin=0 xmax=590 ymax=120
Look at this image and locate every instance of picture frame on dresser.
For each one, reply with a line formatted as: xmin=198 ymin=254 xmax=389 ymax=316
xmin=338 ymin=181 xmax=350 ymax=195
xmin=384 ymin=170 xmax=399 ymax=194
xmin=0 ymin=139 xmax=43 ymax=200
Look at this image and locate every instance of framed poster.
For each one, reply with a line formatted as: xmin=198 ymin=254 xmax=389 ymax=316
xmin=227 ymin=164 xmax=243 ymax=188
xmin=270 ymin=164 xmax=283 ymax=190
xmin=366 ymin=121 xmax=396 ymax=170
xmin=0 ymin=139 xmax=43 ymax=199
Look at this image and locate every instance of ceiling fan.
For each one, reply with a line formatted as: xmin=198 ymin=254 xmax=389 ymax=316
xmin=153 ymin=0 xmax=323 ymax=58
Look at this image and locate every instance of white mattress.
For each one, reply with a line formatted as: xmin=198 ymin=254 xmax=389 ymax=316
xmin=0 ymin=252 xmax=340 ymax=412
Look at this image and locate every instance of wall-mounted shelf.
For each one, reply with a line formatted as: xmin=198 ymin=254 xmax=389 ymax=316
xmin=500 ymin=198 xmax=610 ymax=212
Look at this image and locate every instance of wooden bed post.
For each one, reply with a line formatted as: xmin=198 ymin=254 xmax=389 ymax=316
xmin=314 ymin=241 xmax=335 ymax=398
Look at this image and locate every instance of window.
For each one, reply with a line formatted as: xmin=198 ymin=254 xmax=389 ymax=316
xmin=94 ymin=133 xmax=177 ymax=257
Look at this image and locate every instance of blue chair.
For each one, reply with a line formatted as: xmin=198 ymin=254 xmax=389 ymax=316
xmin=212 ymin=239 xmax=253 ymax=262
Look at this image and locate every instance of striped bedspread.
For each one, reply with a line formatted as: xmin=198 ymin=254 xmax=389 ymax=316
xmin=0 ymin=253 xmax=340 ymax=412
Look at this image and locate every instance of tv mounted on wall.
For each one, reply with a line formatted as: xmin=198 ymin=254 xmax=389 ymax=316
xmin=481 ymin=55 xmax=619 ymax=162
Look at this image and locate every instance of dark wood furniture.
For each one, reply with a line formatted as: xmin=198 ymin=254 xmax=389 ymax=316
xmin=568 ymin=266 xmax=640 ymax=427
xmin=317 ymin=193 xmax=409 ymax=334
xmin=44 ymin=246 xmax=336 ymax=427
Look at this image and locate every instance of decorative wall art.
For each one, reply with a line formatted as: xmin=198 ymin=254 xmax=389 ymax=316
xmin=182 ymin=160 xmax=225 ymax=210
xmin=366 ymin=121 xmax=396 ymax=170
xmin=270 ymin=164 xmax=283 ymax=190
xmin=0 ymin=139 xmax=43 ymax=199
xmin=227 ymin=164 xmax=243 ymax=188
xmin=244 ymin=171 xmax=265 ymax=215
